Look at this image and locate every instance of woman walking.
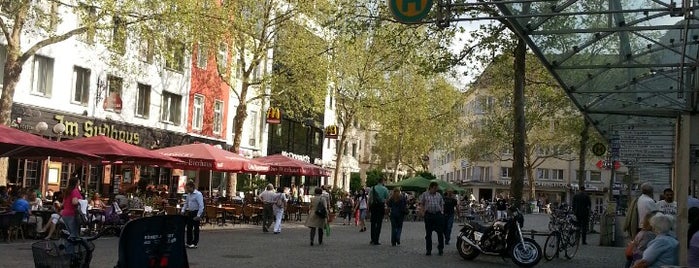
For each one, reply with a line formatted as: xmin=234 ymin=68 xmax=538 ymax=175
xmin=387 ymin=188 xmax=408 ymax=246
xmin=354 ymin=189 xmax=368 ymax=232
xmin=305 ymin=188 xmax=328 ymax=246
xmin=273 ymin=187 xmax=288 ymax=234
xmin=62 ymin=178 xmax=83 ymax=239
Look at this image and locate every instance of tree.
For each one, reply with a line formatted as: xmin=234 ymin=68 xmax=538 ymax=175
xmin=192 ymin=0 xmax=331 ymax=195
xmin=463 ymin=52 xmax=583 ymax=200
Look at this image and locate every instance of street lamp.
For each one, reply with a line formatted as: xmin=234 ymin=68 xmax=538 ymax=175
xmin=52 ymin=123 xmax=66 ymax=141
xmin=35 ymin=122 xmax=48 ymax=136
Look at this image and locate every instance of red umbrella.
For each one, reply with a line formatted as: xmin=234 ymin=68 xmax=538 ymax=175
xmin=153 ymin=143 xmax=269 ymax=173
xmin=255 ymin=154 xmax=330 ymax=177
xmin=0 ymin=124 xmax=100 ymax=160
xmin=61 ymin=135 xmax=182 ymax=165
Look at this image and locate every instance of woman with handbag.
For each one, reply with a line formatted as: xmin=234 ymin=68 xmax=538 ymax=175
xmin=386 ymin=188 xmax=408 ymax=246
xmin=305 ymin=188 xmax=327 ymax=246
xmin=61 ymin=178 xmax=84 ymax=239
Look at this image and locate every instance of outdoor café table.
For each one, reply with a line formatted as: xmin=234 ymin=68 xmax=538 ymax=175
xmin=31 ymin=209 xmax=54 ymax=226
xmin=219 ymin=207 xmax=236 ymax=225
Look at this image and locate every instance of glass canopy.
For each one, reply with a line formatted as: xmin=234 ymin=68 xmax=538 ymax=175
xmin=487 ymin=0 xmax=699 ymax=184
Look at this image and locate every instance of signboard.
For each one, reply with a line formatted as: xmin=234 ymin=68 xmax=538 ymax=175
xmin=614 ymin=126 xmax=674 ymax=164
xmin=177 ymin=175 xmax=188 ymax=194
xmin=591 ymin=143 xmax=606 ymax=156
xmin=388 ymin=0 xmax=434 ymax=24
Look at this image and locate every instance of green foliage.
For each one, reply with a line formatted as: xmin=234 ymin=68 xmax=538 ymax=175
xmin=350 ymin=172 xmax=361 ymax=192
xmin=365 ymin=169 xmax=384 ymax=187
xmin=415 ymin=171 xmax=436 ymax=181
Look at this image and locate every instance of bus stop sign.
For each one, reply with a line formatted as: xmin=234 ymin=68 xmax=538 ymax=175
xmin=388 ymin=0 xmax=433 ymax=24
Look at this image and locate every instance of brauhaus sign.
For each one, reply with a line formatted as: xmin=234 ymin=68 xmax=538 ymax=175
xmin=54 ymin=115 xmax=141 ymax=145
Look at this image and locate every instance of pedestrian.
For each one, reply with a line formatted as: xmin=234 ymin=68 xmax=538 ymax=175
xmin=305 ymin=187 xmax=327 ymax=246
xmin=61 ymin=177 xmax=83 ymax=239
xmin=258 ymin=184 xmax=276 ymax=233
xmin=354 ymin=188 xmax=368 ymax=232
xmin=273 ymin=187 xmax=288 ymax=234
xmin=637 ymin=183 xmax=658 ymax=233
xmin=495 ymin=194 xmax=508 ymax=220
xmin=419 ymin=182 xmax=445 ymax=256
xmin=181 ymin=181 xmax=204 ymax=249
xmin=341 ymin=193 xmax=354 ymax=225
xmin=386 ymin=188 xmax=407 ymax=246
xmin=656 ymin=188 xmax=676 ymax=216
xmin=572 ymin=186 xmax=592 ymax=245
xmin=369 ymin=178 xmax=389 ymax=245
xmin=443 ymin=189 xmax=459 ymax=245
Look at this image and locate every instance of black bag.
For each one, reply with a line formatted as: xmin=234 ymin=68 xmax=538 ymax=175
xmin=315 ymin=199 xmax=327 ymax=218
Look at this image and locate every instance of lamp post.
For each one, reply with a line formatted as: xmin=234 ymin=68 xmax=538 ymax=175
xmin=35 ymin=122 xmax=48 ymax=197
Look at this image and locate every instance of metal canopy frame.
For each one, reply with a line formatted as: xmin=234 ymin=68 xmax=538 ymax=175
xmin=437 ymin=0 xmax=699 ymax=140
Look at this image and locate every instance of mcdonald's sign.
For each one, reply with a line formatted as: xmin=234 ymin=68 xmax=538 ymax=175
xmin=266 ymin=107 xmax=281 ymax=124
xmin=325 ymin=125 xmax=338 ymax=139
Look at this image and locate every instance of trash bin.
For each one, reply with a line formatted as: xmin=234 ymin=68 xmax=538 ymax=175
xmin=529 ymin=201 xmax=539 ymax=213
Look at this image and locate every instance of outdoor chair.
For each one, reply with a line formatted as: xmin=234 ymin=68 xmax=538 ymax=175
xmin=205 ymin=206 xmax=223 ymax=226
xmin=7 ymin=212 xmax=25 ymax=242
xmin=242 ymin=205 xmax=260 ymax=225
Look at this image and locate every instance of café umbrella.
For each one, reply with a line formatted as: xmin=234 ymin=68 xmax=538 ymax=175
xmin=0 ymin=123 xmax=100 ymax=160
xmin=61 ymin=135 xmax=182 ymax=165
xmin=153 ymin=143 xmax=270 ymax=173
xmin=254 ymin=154 xmax=330 ymax=177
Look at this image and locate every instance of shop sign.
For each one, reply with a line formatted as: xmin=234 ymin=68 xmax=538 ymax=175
xmin=54 ymin=115 xmax=140 ymax=145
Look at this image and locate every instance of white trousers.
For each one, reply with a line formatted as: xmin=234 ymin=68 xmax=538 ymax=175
xmin=273 ymin=208 xmax=284 ymax=233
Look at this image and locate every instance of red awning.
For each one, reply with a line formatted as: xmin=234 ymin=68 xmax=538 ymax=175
xmin=61 ymin=135 xmax=182 ymax=165
xmin=0 ymin=124 xmax=100 ymax=160
xmin=255 ymin=154 xmax=330 ymax=177
xmin=153 ymin=143 xmax=269 ymax=173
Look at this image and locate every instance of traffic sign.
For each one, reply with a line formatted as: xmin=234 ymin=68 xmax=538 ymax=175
xmin=388 ymin=0 xmax=434 ymax=24
xmin=591 ymin=143 xmax=606 ymax=156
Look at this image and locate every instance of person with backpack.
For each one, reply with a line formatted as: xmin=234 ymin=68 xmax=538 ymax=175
xmin=272 ymin=187 xmax=288 ymax=234
xmin=305 ymin=188 xmax=328 ymax=246
xmin=387 ymin=188 xmax=408 ymax=246
xmin=341 ymin=193 xmax=354 ymax=225
xmin=369 ymin=178 xmax=389 ymax=245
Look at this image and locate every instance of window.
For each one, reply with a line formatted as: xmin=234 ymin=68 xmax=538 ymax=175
xmin=105 ymin=75 xmax=123 ymax=112
xmin=352 ymin=143 xmax=357 ymax=158
xmin=537 ymin=168 xmax=550 ymax=180
xmin=31 ymin=55 xmax=54 ymax=96
xmin=216 ymin=43 xmax=228 ymax=69
xmin=111 ymin=16 xmax=126 ymax=54
xmin=72 ymin=66 xmax=90 ymax=105
xmin=590 ymin=171 xmax=602 ymax=182
xmin=0 ymin=45 xmax=7 ymax=86
xmin=135 ymin=83 xmax=151 ymax=118
xmin=193 ymin=95 xmax=204 ymax=130
xmin=248 ymin=110 xmax=258 ymax=146
xmin=501 ymin=167 xmax=512 ymax=178
xmin=252 ymin=63 xmax=262 ymax=82
xmin=161 ymin=92 xmax=182 ymax=125
xmin=213 ymin=100 xmax=223 ymax=134
xmin=196 ymin=43 xmax=208 ymax=69
xmin=165 ymin=40 xmax=185 ymax=71
xmin=138 ymin=34 xmax=154 ymax=63
xmin=551 ymin=169 xmax=564 ymax=180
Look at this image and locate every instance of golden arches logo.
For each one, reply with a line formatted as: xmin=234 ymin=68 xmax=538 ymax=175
xmin=325 ymin=125 xmax=338 ymax=139
xmin=266 ymin=107 xmax=281 ymax=124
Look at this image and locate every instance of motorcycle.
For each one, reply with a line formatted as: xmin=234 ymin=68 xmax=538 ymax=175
xmin=456 ymin=207 xmax=542 ymax=267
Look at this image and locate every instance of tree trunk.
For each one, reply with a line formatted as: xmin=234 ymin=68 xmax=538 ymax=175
xmin=333 ymin=133 xmax=347 ymax=189
xmin=228 ymin=81 xmax=250 ymax=196
xmin=578 ymin=119 xmax=590 ymax=187
xmin=511 ymin=38 xmax=527 ymax=208
xmin=526 ymin=165 xmax=536 ymax=200
xmin=0 ymin=52 xmax=24 ymax=186
xmin=392 ymin=132 xmax=404 ymax=183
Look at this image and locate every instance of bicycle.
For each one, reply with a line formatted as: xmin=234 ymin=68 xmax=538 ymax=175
xmin=32 ymin=222 xmax=110 ymax=268
xmin=543 ymin=214 xmax=580 ymax=261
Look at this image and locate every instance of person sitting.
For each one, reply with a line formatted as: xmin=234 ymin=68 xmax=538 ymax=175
xmin=632 ymin=213 xmax=679 ymax=268
xmin=88 ymin=193 xmax=107 ymax=224
xmin=28 ymin=191 xmax=43 ymax=211
xmin=626 ymin=211 xmax=658 ymax=268
xmin=39 ymin=198 xmax=63 ymax=240
xmin=688 ymin=207 xmax=699 ymax=268
xmin=11 ymin=189 xmax=43 ymax=234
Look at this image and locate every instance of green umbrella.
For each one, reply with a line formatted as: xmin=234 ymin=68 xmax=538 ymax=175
xmin=386 ymin=176 xmax=435 ymax=192
xmin=430 ymin=179 xmax=467 ymax=194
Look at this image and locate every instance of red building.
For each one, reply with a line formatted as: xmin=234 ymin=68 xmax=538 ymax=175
xmin=187 ymin=43 xmax=230 ymax=143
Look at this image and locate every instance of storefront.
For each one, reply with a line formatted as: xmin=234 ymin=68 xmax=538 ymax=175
xmin=266 ymin=116 xmax=324 ymax=188
xmin=7 ymin=103 xmax=227 ymax=196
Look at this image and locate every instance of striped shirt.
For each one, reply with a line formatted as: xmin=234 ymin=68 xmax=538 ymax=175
xmin=420 ymin=192 xmax=444 ymax=214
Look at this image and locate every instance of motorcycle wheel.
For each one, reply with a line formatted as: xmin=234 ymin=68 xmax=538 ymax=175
xmin=510 ymin=237 xmax=542 ymax=268
xmin=543 ymin=231 xmax=560 ymax=261
xmin=456 ymin=235 xmax=480 ymax=260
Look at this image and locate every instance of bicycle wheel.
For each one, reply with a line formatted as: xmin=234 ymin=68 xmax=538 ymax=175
xmin=564 ymin=230 xmax=580 ymax=259
xmin=543 ymin=231 xmax=560 ymax=261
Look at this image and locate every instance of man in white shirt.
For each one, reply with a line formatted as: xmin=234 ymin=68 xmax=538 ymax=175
xmin=181 ymin=182 xmax=204 ymax=248
xmin=258 ymin=184 xmax=277 ymax=233
xmin=636 ymin=183 xmax=658 ymax=231
xmin=656 ymin=188 xmax=677 ymax=215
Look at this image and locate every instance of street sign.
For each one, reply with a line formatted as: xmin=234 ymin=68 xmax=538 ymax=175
xmin=614 ymin=125 xmax=674 ymax=164
xmin=592 ymin=143 xmax=606 ymax=156
xmin=388 ymin=0 xmax=434 ymax=24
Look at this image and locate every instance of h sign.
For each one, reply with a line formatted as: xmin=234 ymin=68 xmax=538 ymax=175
xmin=388 ymin=0 xmax=433 ymax=24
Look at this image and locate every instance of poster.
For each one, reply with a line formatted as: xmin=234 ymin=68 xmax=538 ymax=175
xmin=48 ymin=168 xmax=59 ymax=184
xmin=177 ymin=176 xmax=187 ymax=194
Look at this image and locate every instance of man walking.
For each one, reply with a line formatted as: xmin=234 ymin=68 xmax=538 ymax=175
xmin=181 ymin=182 xmax=204 ymax=249
xmin=572 ymin=186 xmax=591 ymax=245
xmin=258 ymin=184 xmax=276 ymax=233
xmin=637 ymin=183 xmax=658 ymax=233
xmin=443 ymin=189 xmax=459 ymax=245
xmin=369 ymin=178 xmax=389 ymax=245
xmin=420 ymin=182 xmax=445 ymax=256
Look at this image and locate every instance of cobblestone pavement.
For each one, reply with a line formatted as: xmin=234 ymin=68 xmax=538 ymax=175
xmin=1 ymin=214 xmax=625 ymax=267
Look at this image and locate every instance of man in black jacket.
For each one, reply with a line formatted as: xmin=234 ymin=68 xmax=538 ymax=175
xmin=572 ymin=186 xmax=592 ymax=245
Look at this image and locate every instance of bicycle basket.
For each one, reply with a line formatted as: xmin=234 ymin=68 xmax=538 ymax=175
xmin=32 ymin=239 xmax=95 ymax=268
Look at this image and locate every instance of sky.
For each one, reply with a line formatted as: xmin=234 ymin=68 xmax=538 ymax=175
xmin=447 ymin=20 xmax=491 ymax=91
